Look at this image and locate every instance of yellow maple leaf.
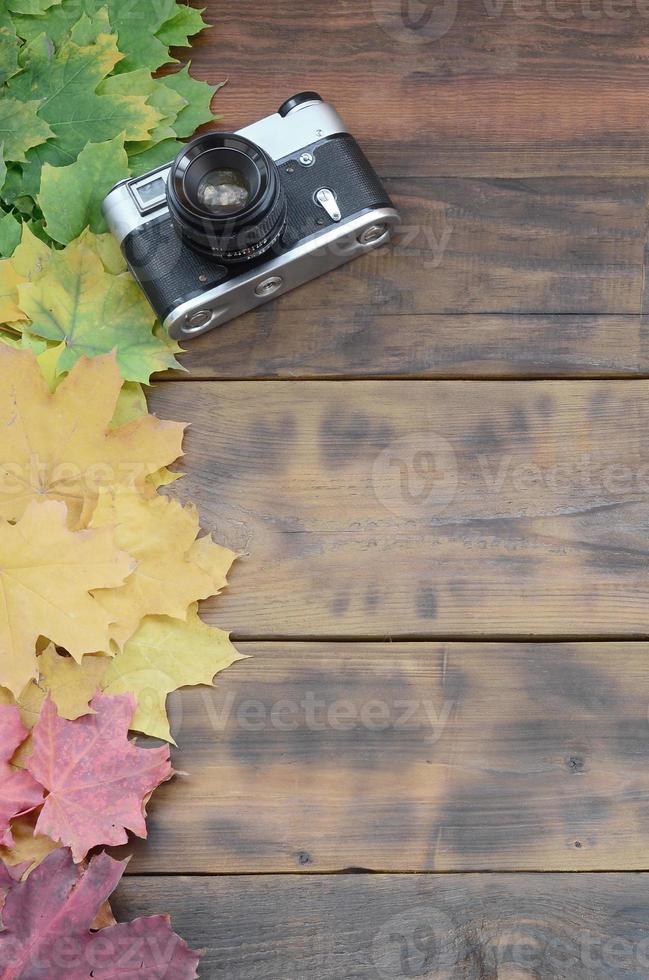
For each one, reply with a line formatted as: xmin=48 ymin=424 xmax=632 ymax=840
xmin=11 ymin=225 xmax=51 ymax=281
xmin=90 ymin=488 xmax=236 ymax=648
xmin=36 ymin=648 xmax=109 ymax=721
xmin=0 ymin=812 xmax=58 ymax=874
xmin=0 ymin=260 xmax=25 ymax=323
xmin=102 ymin=606 xmax=246 ymax=743
xmin=15 ymin=235 xmax=181 ymax=384
xmin=0 ymin=225 xmax=51 ymax=323
xmin=36 ymin=342 xmax=67 ymax=392
xmin=188 ymin=534 xmax=238 ymax=596
xmin=0 ymin=677 xmax=46 ymax=766
xmin=0 ymin=348 xmax=185 ymax=527
xmin=80 ymin=230 xmax=128 ymax=276
xmin=0 ymin=500 xmax=134 ymax=696
xmin=0 ymin=647 xmax=107 ymax=765
xmin=0 ymin=673 xmax=46 ymax=730
xmin=109 ymin=380 xmax=182 ymax=489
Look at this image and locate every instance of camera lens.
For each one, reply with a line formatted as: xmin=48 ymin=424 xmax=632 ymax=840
xmin=167 ymin=133 xmax=287 ymax=263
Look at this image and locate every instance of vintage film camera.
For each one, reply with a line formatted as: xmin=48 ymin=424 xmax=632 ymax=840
xmin=103 ymin=92 xmax=400 ymax=340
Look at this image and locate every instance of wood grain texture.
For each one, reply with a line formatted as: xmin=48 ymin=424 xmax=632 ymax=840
xmin=175 ymin=313 xmax=649 ymax=381
xmin=178 ymin=178 xmax=649 ymax=315
xmin=168 ymin=177 xmax=649 ymax=379
xmin=173 ymin=313 xmax=649 ymax=381
xmin=150 ymin=379 xmax=649 ymax=638
xmin=128 ymin=641 xmax=649 ymax=873
xmin=190 ymin=0 xmax=649 ymax=176
xmin=115 ymin=872 xmax=649 ymax=978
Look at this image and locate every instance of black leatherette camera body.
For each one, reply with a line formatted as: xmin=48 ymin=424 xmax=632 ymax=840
xmin=123 ymin=135 xmax=392 ymax=322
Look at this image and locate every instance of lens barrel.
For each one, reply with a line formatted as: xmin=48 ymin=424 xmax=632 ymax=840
xmin=166 ymin=133 xmax=287 ymax=263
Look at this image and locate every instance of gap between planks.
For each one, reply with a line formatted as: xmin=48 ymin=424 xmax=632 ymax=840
xmin=157 ymin=374 xmax=649 ymax=383
xmin=225 ymin=634 xmax=649 ymax=644
xmin=123 ymin=868 xmax=649 ymax=877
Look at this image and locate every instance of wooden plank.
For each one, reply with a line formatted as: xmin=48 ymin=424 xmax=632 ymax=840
xmin=191 ymin=0 xmax=649 ymax=176
xmin=150 ymin=379 xmax=649 ymax=638
xmin=167 ymin=176 xmax=649 ymax=379
xmin=176 ymin=178 xmax=649 ymax=317
xmin=128 ymin=641 xmax=649 ymax=873
xmin=115 ymin=872 xmax=649 ymax=978
xmin=175 ymin=313 xmax=649 ymax=382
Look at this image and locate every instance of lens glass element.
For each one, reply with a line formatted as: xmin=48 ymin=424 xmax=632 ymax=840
xmin=197 ymin=168 xmax=251 ymax=215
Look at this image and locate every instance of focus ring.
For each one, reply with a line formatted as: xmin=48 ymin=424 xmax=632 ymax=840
xmin=166 ymin=132 xmax=287 ymax=264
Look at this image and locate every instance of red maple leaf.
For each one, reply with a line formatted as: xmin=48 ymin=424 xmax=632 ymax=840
xmin=0 ymin=706 xmax=43 ymax=847
xmin=0 ymin=847 xmax=200 ymax=978
xmin=26 ymin=695 xmax=172 ymax=862
xmin=0 ymin=860 xmax=29 ymax=917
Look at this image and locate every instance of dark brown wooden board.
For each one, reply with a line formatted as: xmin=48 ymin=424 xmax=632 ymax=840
xmin=127 ymin=641 xmax=649 ymax=873
xmin=172 ymin=174 xmax=649 ymax=381
xmin=115 ymin=871 xmax=649 ymax=978
xmin=150 ymin=379 xmax=649 ymax=639
xmin=173 ymin=313 xmax=649 ymax=382
xmin=173 ymin=178 xmax=649 ymax=318
xmin=189 ymin=0 xmax=649 ymax=177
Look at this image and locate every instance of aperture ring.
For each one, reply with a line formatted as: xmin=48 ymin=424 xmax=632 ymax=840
xmin=213 ymin=219 xmax=287 ymax=262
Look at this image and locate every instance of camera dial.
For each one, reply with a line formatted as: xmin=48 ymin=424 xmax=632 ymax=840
xmin=166 ymin=132 xmax=287 ymax=264
xmin=277 ymin=91 xmax=323 ymax=117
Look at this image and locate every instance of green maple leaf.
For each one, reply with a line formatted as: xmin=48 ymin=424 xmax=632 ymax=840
xmin=38 ymin=134 xmax=130 ymax=244
xmin=9 ymin=0 xmax=96 ymax=43
xmin=0 ymin=212 xmax=21 ymax=257
xmin=102 ymin=0 xmax=178 ymax=72
xmin=9 ymin=0 xmax=179 ymax=68
xmin=156 ymin=4 xmax=208 ymax=48
xmin=16 ymin=235 xmax=180 ymax=382
xmin=0 ymin=26 xmax=20 ymax=84
xmin=69 ymin=5 xmax=112 ymax=44
xmin=0 ymin=97 xmax=54 ymax=164
xmin=0 ymin=158 xmax=42 ymax=211
xmin=7 ymin=32 xmax=162 ymax=179
xmin=99 ymin=68 xmax=187 ymax=144
xmin=128 ymin=137 xmax=183 ymax=177
xmin=160 ymin=65 xmax=223 ymax=138
xmin=6 ymin=0 xmax=62 ymax=13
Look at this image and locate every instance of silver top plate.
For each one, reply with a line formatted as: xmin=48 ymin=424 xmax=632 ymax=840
xmin=102 ymin=100 xmax=348 ymax=246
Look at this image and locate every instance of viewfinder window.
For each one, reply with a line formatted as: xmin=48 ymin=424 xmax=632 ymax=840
xmin=133 ymin=175 xmax=167 ymax=210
